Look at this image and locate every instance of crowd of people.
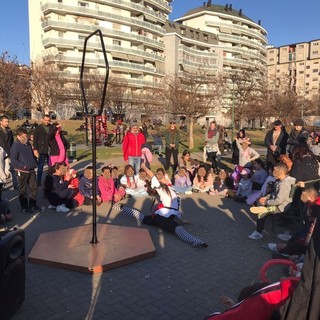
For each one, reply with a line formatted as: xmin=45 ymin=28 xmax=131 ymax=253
xmin=0 ymin=114 xmax=319 ymax=318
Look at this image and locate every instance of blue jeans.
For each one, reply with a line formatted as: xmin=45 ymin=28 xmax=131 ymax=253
xmin=128 ymin=156 xmax=141 ymax=174
xmin=37 ymin=153 xmax=48 ymax=185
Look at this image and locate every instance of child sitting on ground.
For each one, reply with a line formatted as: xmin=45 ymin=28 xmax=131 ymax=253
xmin=209 ymin=170 xmax=230 ymax=197
xmin=120 ymin=165 xmax=148 ymax=197
xmin=172 ymin=166 xmax=193 ymax=194
xmin=234 ymin=168 xmax=252 ymax=202
xmin=98 ymin=166 xmax=126 ymax=203
xmin=192 ymin=164 xmax=213 ymax=193
xmin=79 ymin=166 xmax=102 ymax=205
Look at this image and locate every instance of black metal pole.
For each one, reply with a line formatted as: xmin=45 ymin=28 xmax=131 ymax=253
xmin=90 ymin=115 xmax=98 ymax=244
xmin=85 ymin=117 xmax=89 ymax=146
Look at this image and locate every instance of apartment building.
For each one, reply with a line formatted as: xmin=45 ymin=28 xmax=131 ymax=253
xmin=267 ymin=39 xmax=320 ymax=98
xmin=173 ymin=2 xmax=268 ymax=75
xmin=28 ymin=1 xmax=268 ymax=119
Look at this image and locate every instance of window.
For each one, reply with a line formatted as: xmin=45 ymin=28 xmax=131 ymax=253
xmin=58 ymin=32 xmax=63 ymax=38
xmin=58 ymin=0 xmax=62 ymax=3
xmin=113 ymin=39 xmax=121 ymax=46
xmin=204 ymin=34 xmax=208 ymax=41
xmin=78 ymin=35 xmax=86 ymax=40
xmin=313 ymin=51 xmax=319 ymax=55
xmin=78 ymin=1 xmax=88 ymax=7
xmin=181 ymin=29 xmax=186 ymax=35
xmin=313 ymin=69 xmax=319 ymax=73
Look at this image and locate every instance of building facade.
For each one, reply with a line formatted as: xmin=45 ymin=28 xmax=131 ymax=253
xmin=28 ymin=0 xmax=268 ymax=121
xmin=267 ymin=39 xmax=320 ymax=98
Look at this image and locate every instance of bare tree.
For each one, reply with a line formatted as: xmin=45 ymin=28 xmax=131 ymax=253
xmin=160 ymin=70 xmax=225 ymax=149
xmin=30 ymin=57 xmax=65 ymax=116
xmin=0 ymin=52 xmax=31 ymax=115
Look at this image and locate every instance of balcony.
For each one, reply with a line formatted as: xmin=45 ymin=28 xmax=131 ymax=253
xmin=41 ymin=2 xmax=165 ymax=36
xmin=41 ymin=20 xmax=165 ymax=50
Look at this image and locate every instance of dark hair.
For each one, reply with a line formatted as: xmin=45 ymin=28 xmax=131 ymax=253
xmin=254 ymin=158 xmax=266 ymax=170
xmin=16 ymin=127 xmax=28 ymax=135
xmin=292 ymin=144 xmax=317 ymax=162
xmin=196 ymin=164 xmax=210 ymax=182
xmin=0 ymin=115 xmax=9 ymax=121
xmin=237 ymin=129 xmax=246 ymax=138
xmin=124 ymin=164 xmax=134 ymax=174
xmin=182 ymin=150 xmax=190 ymax=156
xmin=237 ymin=282 xmax=271 ymax=302
xmin=101 ymin=166 xmax=111 ymax=174
xmin=156 ymin=168 xmax=165 ymax=175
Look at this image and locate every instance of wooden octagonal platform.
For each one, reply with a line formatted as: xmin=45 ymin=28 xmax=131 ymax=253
xmin=28 ymin=224 xmax=156 ymax=274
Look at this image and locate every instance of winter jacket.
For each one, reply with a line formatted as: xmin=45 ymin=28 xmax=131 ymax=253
xmin=264 ymin=128 xmax=288 ymax=157
xmin=0 ymin=127 xmax=14 ymax=156
xmin=122 ymin=131 xmax=146 ymax=161
xmin=287 ymin=127 xmax=309 ymax=154
xmin=79 ymin=176 xmax=100 ymax=199
xmin=164 ymin=129 xmax=180 ymax=150
xmin=48 ymin=126 xmax=70 ymax=156
xmin=33 ymin=123 xmax=52 ymax=154
xmin=10 ymin=141 xmax=37 ymax=172
xmin=266 ymin=175 xmax=296 ymax=212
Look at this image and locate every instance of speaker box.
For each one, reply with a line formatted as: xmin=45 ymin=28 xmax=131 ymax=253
xmin=0 ymin=228 xmax=25 ymax=320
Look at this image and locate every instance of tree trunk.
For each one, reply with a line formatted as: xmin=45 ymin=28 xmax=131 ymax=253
xmin=188 ymin=116 xmax=194 ymax=149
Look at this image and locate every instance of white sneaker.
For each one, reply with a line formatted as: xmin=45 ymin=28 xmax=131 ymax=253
xmin=267 ymin=243 xmax=278 ymax=253
xmin=277 ymin=233 xmax=292 ymax=242
xmin=48 ymin=204 xmax=56 ymax=210
xmin=56 ymin=204 xmax=70 ymax=213
xmin=248 ymin=230 xmax=264 ymax=240
xmin=185 ymin=190 xmax=193 ymax=195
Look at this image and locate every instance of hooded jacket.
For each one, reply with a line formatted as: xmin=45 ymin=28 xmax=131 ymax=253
xmin=266 ymin=175 xmax=296 ymax=212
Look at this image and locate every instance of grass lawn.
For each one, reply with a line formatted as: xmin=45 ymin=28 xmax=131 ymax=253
xmin=12 ymin=119 xmax=267 ymax=163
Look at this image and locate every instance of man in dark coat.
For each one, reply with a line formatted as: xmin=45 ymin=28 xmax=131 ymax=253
xmin=0 ymin=115 xmax=18 ymax=188
xmin=264 ymin=120 xmax=288 ymax=169
xmin=287 ymin=118 xmax=309 ymax=157
xmin=33 ymin=114 xmax=52 ymax=186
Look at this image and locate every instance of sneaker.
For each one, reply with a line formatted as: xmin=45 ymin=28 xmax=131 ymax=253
xmin=185 ymin=190 xmax=193 ymax=195
xmin=248 ymin=230 xmax=264 ymax=240
xmin=277 ymin=233 xmax=292 ymax=242
xmin=56 ymin=204 xmax=70 ymax=213
xmin=250 ymin=206 xmax=268 ymax=214
xmin=30 ymin=206 xmax=41 ymax=213
xmin=21 ymin=207 xmax=31 ymax=214
xmin=48 ymin=204 xmax=57 ymax=210
xmin=267 ymin=243 xmax=278 ymax=253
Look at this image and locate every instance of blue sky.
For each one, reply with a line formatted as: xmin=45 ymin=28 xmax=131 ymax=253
xmin=1 ymin=1 xmax=320 ymax=65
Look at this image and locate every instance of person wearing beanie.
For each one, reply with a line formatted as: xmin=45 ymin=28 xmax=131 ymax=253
xmin=287 ymin=118 xmax=309 ymax=157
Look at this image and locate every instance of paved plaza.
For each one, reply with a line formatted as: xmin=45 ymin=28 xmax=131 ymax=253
xmin=4 ymin=150 xmax=289 ymax=320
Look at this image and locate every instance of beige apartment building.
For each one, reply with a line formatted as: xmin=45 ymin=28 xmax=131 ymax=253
xmin=267 ymin=39 xmax=320 ymax=98
xmin=28 ymin=0 xmax=268 ymax=120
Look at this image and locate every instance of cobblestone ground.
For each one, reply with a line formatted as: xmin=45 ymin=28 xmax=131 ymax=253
xmin=3 ymin=149 xmax=292 ymax=320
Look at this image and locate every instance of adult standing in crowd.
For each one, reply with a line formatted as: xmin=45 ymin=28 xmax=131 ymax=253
xmin=0 ymin=115 xmax=18 ymax=189
xmin=287 ymin=118 xmax=309 ymax=157
xmin=122 ymin=124 xmax=146 ymax=174
xmin=48 ymin=123 xmax=70 ymax=167
xmin=164 ymin=120 xmax=180 ymax=176
xmin=232 ymin=129 xmax=248 ymax=165
xmin=10 ymin=127 xmax=39 ymax=213
xmin=264 ymin=120 xmax=288 ymax=169
xmin=33 ymin=114 xmax=52 ymax=186
xmin=205 ymin=121 xmax=220 ymax=174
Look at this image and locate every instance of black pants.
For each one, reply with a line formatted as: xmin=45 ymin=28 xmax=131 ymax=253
xmin=143 ymin=214 xmax=179 ymax=233
xmin=207 ymin=151 xmax=218 ymax=171
xmin=165 ymin=147 xmax=179 ymax=173
xmin=17 ymin=171 xmax=37 ymax=209
xmin=256 ymin=207 xmax=280 ymax=233
xmin=48 ymin=188 xmax=75 ymax=208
